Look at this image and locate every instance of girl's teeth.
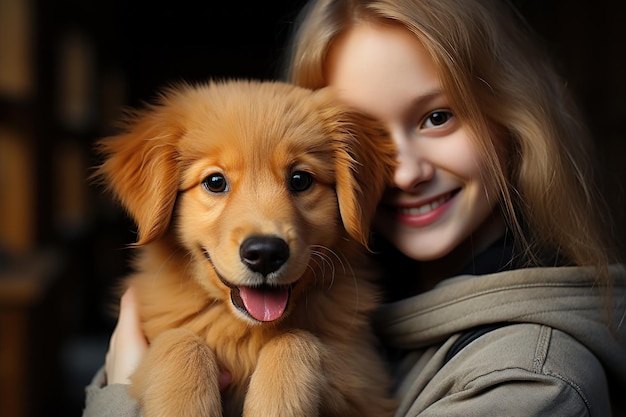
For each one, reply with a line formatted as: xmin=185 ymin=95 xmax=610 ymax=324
xmin=402 ymin=193 xmax=450 ymax=215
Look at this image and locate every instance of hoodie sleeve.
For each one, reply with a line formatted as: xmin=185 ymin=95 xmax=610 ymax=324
xmin=82 ymin=367 xmax=141 ymax=417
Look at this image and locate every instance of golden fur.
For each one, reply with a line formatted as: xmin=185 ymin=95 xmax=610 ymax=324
xmin=95 ymin=80 xmax=397 ymax=417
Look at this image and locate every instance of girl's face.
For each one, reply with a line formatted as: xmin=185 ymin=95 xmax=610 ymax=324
xmin=326 ymin=22 xmax=503 ymax=262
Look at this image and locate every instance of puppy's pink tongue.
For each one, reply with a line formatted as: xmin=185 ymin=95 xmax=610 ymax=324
xmin=239 ymin=287 xmax=289 ymax=322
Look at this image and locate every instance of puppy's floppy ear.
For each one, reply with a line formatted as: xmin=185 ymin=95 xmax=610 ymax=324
xmin=320 ymin=97 xmax=396 ymax=249
xmin=94 ymin=91 xmax=186 ymax=245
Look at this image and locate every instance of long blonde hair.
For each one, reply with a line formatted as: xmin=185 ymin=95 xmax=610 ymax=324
xmin=283 ymin=0 xmax=622 ymax=293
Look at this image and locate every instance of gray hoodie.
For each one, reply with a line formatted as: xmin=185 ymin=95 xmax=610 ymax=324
xmin=375 ymin=265 xmax=626 ymax=416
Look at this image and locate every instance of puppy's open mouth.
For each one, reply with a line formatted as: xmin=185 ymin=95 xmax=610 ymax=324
xmin=231 ymin=285 xmax=291 ymax=322
xmin=201 ymin=245 xmax=293 ymax=322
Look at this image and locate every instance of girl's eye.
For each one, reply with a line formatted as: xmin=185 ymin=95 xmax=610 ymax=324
xmin=422 ymin=110 xmax=454 ymax=128
xmin=202 ymin=173 xmax=228 ymax=193
xmin=289 ymin=171 xmax=314 ymax=192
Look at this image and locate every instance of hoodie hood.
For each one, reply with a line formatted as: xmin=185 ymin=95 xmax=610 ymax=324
xmin=375 ymin=265 xmax=626 ymax=384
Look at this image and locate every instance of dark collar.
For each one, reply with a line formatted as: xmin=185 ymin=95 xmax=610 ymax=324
xmin=457 ymin=236 xmax=518 ymax=276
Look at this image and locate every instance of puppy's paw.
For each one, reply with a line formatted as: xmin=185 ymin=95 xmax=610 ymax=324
xmin=130 ymin=328 xmax=221 ymax=417
xmin=244 ymin=330 xmax=323 ymax=417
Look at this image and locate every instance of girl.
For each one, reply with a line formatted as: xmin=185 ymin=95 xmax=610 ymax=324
xmin=84 ymin=0 xmax=626 ymax=415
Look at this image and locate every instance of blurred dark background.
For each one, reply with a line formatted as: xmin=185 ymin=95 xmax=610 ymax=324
xmin=0 ymin=0 xmax=624 ymax=416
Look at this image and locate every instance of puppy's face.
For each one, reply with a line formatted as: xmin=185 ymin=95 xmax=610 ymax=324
xmin=176 ymin=103 xmax=349 ymax=323
xmin=96 ymin=81 xmax=396 ymax=324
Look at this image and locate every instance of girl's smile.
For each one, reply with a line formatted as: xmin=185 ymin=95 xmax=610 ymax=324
xmin=384 ymin=189 xmax=460 ymax=228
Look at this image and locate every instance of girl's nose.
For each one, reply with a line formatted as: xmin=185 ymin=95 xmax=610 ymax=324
xmin=393 ymin=136 xmax=434 ymax=192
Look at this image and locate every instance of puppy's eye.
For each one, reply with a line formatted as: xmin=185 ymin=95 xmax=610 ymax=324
xmin=289 ymin=171 xmax=314 ymax=192
xmin=202 ymin=173 xmax=228 ymax=193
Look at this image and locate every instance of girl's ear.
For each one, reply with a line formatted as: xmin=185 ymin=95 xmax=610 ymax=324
xmin=94 ymin=101 xmax=184 ymax=245
xmin=331 ymin=109 xmax=396 ymax=249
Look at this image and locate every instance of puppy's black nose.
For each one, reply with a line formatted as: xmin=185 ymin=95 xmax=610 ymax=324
xmin=240 ymin=236 xmax=290 ymax=277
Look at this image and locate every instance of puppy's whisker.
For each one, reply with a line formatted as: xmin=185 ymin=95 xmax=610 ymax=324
xmin=310 ymin=251 xmax=335 ymax=288
xmin=311 ymin=245 xmax=345 ymax=290
xmin=312 ymin=245 xmax=361 ymax=318
xmin=307 ymin=256 xmax=325 ymax=282
xmin=312 ymin=244 xmax=351 ymax=274
xmin=311 ymin=249 xmax=334 ymax=275
xmin=312 ymin=245 xmax=349 ymax=270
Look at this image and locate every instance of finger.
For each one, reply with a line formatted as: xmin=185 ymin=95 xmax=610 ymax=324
xmin=117 ymin=287 xmax=148 ymax=347
xmin=105 ymin=287 xmax=148 ymax=385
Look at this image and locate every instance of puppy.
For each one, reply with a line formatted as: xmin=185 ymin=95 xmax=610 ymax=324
xmin=95 ymin=80 xmax=397 ymax=417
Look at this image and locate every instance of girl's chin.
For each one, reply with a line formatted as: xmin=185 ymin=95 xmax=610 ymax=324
xmin=397 ymin=241 xmax=455 ymax=262
xmin=375 ymin=224 xmax=457 ymax=261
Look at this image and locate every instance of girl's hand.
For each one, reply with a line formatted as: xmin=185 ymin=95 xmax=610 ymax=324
xmin=105 ymin=286 xmax=148 ymax=385
xmin=103 ymin=286 xmax=232 ymax=389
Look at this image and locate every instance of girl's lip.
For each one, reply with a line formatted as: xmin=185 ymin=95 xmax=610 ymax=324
xmin=383 ymin=189 xmax=460 ymax=227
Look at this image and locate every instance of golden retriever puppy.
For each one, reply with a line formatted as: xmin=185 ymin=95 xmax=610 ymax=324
xmin=95 ymin=80 xmax=397 ymax=417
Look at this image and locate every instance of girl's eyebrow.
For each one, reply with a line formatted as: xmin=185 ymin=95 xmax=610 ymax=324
xmin=411 ymin=89 xmax=446 ymax=108
xmin=405 ymin=90 xmax=449 ymax=120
